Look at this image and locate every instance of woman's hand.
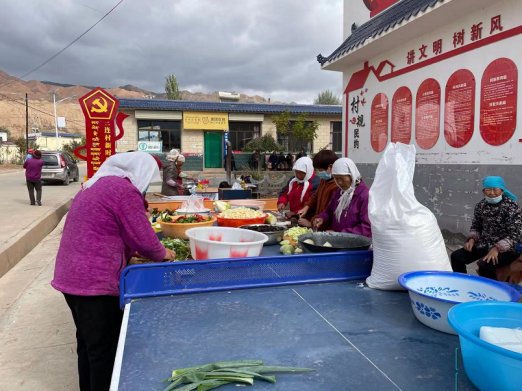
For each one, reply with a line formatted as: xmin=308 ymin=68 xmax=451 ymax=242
xmin=277 ymin=203 xmax=286 ymax=212
xmin=297 ymin=206 xmax=309 ymax=217
xmin=298 ymin=217 xmax=311 ymax=227
xmin=463 ymin=238 xmax=475 ymax=252
xmin=312 ymin=217 xmax=324 ymax=230
xmin=482 ymin=247 xmax=499 ymax=265
xmin=164 ymin=248 xmax=176 ymax=261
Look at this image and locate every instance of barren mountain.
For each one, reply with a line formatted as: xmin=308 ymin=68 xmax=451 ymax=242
xmin=0 ymin=69 xmax=269 ymax=139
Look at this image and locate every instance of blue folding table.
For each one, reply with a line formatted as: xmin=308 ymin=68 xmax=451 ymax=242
xmin=110 ymin=247 xmax=475 ymax=390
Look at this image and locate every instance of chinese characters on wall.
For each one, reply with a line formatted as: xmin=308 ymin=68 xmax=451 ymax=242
xmin=406 ymin=15 xmax=504 ymax=65
xmin=364 ymin=57 xmax=518 ymax=153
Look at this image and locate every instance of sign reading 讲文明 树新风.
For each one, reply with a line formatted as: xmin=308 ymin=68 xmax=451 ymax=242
xmin=75 ymin=88 xmax=127 ymax=178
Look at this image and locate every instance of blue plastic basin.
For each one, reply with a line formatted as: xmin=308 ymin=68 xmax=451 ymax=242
xmin=448 ymin=302 xmax=522 ymax=391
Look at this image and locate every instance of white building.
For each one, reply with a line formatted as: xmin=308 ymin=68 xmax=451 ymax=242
xmin=319 ymin=0 xmax=521 ymax=233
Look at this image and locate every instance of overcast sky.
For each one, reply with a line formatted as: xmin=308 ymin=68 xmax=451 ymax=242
xmin=0 ymin=0 xmax=344 ymax=103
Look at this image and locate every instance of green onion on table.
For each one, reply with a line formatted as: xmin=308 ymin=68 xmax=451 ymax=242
xmin=163 ymin=360 xmax=314 ymax=391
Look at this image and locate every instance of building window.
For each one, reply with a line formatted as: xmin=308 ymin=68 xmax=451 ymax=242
xmin=228 ymin=122 xmax=260 ymax=151
xmin=277 ymin=121 xmax=314 ymax=153
xmin=331 ymin=121 xmax=342 ymax=153
xmin=137 ymin=120 xmax=181 ymax=152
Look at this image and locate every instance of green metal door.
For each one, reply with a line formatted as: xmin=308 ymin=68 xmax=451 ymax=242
xmin=204 ymin=132 xmax=223 ymax=168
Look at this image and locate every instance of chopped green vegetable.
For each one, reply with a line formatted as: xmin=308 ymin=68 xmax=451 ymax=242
xmin=163 ymin=360 xmax=313 ymax=391
xmin=160 ymin=238 xmax=191 ymax=261
xmin=280 ymin=244 xmax=295 ymax=255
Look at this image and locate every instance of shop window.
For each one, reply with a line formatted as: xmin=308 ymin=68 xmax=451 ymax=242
xmin=331 ymin=121 xmax=342 ymax=153
xmin=227 ymin=122 xmax=260 ymax=151
xmin=137 ymin=120 xmax=181 ymax=152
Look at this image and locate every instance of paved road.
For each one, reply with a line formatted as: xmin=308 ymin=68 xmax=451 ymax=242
xmin=0 ymin=164 xmax=86 ymax=277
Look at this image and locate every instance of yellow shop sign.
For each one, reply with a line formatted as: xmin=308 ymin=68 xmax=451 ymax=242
xmin=183 ymin=112 xmax=229 ymax=130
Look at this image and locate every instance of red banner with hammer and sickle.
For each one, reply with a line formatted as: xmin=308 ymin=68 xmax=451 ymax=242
xmin=75 ymin=88 xmax=127 ymax=178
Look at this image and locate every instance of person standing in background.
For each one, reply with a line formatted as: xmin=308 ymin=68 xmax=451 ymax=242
xmin=23 ymin=149 xmax=44 ymax=206
xmin=161 ymin=149 xmax=186 ymax=196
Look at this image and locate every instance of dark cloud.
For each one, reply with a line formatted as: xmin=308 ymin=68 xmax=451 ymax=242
xmin=0 ymin=0 xmax=343 ymax=103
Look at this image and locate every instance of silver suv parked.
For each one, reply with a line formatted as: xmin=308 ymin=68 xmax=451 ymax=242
xmin=41 ymin=151 xmax=80 ymax=185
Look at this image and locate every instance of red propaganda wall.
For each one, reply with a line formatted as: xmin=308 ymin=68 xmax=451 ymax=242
xmin=415 ymin=78 xmax=441 ymax=150
xmin=444 ymin=69 xmax=475 ymax=148
xmin=391 ymin=86 xmax=412 ymax=144
xmin=371 ymin=93 xmax=389 ymax=152
xmin=480 ymin=57 xmax=518 ymax=146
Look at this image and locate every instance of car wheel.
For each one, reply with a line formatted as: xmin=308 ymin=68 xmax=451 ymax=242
xmin=62 ymin=173 xmax=70 ymax=186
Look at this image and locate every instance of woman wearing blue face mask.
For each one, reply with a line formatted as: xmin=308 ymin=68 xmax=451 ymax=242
xmin=450 ymin=176 xmax=522 ymax=280
xmin=297 ymin=149 xmax=339 ymax=228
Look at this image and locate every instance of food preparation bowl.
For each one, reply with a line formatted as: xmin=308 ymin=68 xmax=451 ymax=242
xmin=298 ymin=232 xmax=372 ymax=253
xmin=216 ymin=214 xmax=267 ymax=228
xmin=185 ymin=226 xmax=268 ymax=260
xmin=398 ymin=271 xmax=520 ymax=334
xmin=448 ymin=302 xmax=522 ymax=391
xmin=238 ymin=224 xmax=285 ymax=245
xmin=228 ymin=200 xmax=266 ymax=210
xmin=157 ymin=215 xmax=217 ymax=239
xmin=175 ymin=208 xmax=211 ymax=215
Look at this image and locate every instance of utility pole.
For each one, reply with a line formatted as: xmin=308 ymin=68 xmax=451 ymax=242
xmin=25 ymin=93 xmax=29 ymax=152
xmin=53 ymin=92 xmax=59 ymax=150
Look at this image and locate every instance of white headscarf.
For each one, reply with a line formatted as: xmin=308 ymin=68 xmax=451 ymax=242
xmin=83 ymin=151 xmax=161 ymax=193
xmin=167 ymin=149 xmax=185 ymax=162
xmin=332 ymin=158 xmax=361 ymax=222
xmin=288 ymin=156 xmax=314 ymax=202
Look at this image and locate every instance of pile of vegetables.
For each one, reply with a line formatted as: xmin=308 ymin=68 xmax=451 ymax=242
xmin=163 ymin=360 xmax=313 ymax=391
xmin=279 ymin=226 xmax=311 ymax=255
xmin=160 ymin=237 xmax=191 ymax=261
xmin=158 ymin=209 xmax=177 ymax=223
xmin=175 ymin=214 xmax=212 ymax=224
xmin=213 ymin=201 xmax=231 ymax=213
xmin=218 ymin=207 xmax=264 ymax=219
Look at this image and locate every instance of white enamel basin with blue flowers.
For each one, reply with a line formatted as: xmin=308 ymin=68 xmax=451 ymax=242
xmin=398 ymin=271 xmax=521 ymax=334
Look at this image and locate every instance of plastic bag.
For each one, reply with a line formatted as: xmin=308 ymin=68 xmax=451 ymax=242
xmin=180 ymin=194 xmax=206 ymax=211
xmin=366 ymin=143 xmax=451 ymax=290
xmin=231 ymin=181 xmax=243 ymax=190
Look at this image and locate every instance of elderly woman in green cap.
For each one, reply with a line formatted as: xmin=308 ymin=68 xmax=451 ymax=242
xmin=450 ymin=176 xmax=522 ymax=280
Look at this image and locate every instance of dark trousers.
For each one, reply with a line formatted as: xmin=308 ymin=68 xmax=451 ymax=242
xmin=26 ymin=179 xmax=42 ymax=205
xmin=64 ymin=294 xmax=123 ymax=391
xmin=450 ymin=247 xmax=519 ymax=280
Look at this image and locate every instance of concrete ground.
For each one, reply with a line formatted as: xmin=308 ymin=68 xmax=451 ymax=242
xmin=0 ymin=167 xmax=510 ymax=390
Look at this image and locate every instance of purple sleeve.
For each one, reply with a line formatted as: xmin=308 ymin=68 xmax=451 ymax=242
xmin=343 ymin=193 xmax=372 ymax=237
xmin=116 ymin=188 xmax=166 ymax=261
xmin=316 ymin=190 xmax=337 ymax=226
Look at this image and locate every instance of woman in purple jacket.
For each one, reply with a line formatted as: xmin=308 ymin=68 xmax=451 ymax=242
xmin=23 ymin=149 xmax=44 ymax=205
xmin=52 ymin=152 xmax=175 ymax=391
xmin=313 ymin=157 xmax=371 ymax=238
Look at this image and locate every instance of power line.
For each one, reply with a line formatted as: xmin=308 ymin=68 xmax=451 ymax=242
xmin=0 ymin=0 xmax=126 ymax=90
xmin=0 ymin=92 xmax=85 ymax=128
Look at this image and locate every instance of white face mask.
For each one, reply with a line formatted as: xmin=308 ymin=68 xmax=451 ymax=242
xmin=485 ymin=195 xmax=502 ymax=204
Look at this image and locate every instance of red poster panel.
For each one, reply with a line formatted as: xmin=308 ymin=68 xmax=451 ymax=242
xmin=76 ymin=88 xmax=123 ymax=178
xmin=415 ymin=78 xmax=441 ymax=150
xmin=371 ymin=93 xmax=388 ymax=152
xmin=444 ymin=69 xmax=475 ymax=148
xmin=480 ymin=58 xmax=518 ymax=146
xmin=391 ymin=87 xmax=412 ymax=144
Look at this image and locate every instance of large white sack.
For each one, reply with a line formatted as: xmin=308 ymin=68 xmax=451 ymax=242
xmin=366 ymin=143 xmax=451 ymax=290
